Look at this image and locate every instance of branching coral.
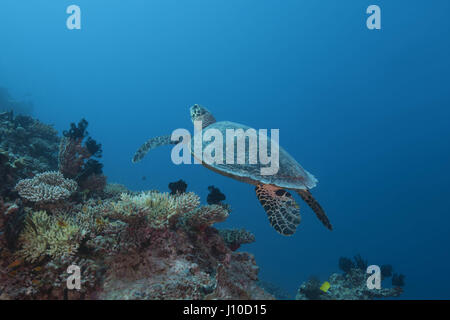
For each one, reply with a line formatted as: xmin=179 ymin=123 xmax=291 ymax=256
xmin=15 ymin=171 xmax=77 ymax=203
xmin=16 ymin=210 xmax=85 ymax=263
xmin=111 ymin=191 xmax=200 ymax=229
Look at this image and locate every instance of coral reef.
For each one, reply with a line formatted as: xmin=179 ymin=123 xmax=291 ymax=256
xmin=1 ymin=185 xmax=269 ymax=299
xmin=0 ymin=111 xmax=59 ymax=197
xmin=297 ymin=256 xmax=404 ymax=300
xmin=0 ymin=111 xmax=271 ymax=300
xmin=103 ymin=183 xmax=129 ymax=199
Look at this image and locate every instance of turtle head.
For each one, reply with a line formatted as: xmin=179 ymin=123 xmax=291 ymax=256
xmin=190 ymin=104 xmax=216 ymax=128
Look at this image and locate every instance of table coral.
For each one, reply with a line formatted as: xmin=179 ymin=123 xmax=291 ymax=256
xmin=15 ymin=171 xmax=77 ymax=203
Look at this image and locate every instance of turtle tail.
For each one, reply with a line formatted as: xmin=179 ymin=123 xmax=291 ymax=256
xmin=296 ymin=189 xmax=332 ymax=230
xmin=132 ymin=134 xmax=179 ymax=163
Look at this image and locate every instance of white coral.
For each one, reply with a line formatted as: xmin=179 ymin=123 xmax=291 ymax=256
xmin=15 ymin=171 xmax=77 ymax=203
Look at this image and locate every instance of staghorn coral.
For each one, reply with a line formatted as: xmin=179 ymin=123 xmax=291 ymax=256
xmin=15 ymin=171 xmax=77 ymax=203
xmin=16 ymin=210 xmax=85 ymax=263
xmin=219 ymin=228 xmax=255 ymax=251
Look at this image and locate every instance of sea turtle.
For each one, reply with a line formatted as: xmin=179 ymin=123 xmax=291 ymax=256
xmin=132 ymin=104 xmax=332 ymax=235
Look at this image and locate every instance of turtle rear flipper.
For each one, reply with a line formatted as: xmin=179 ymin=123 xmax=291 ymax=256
xmin=132 ymin=135 xmax=181 ymax=163
xmin=297 ymin=189 xmax=332 ymax=230
xmin=255 ymin=184 xmax=301 ymax=236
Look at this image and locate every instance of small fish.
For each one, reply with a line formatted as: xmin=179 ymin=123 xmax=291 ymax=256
xmin=33 ymin=266 xmax=42 ymax=272
xmin=32 ymin=279 xmax=40 ymax=286
xmin=320 ymin=281 xmax=331 ymax=293
xmin=7 ymin=259 xmax=22 ymax=269
xmin=57 ymin=220 xmax=68 ymax=228
xmin=142 ymin=176 xmax=146 ymax=181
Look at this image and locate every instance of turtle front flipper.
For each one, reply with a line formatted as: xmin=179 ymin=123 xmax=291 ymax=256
xmin=296 ymin=189 xmax=332 ymax=230
xmin=132 ymin=135 xmax=180 ymax=163
xmin=255 ymin=184 xmax=301 ymax=236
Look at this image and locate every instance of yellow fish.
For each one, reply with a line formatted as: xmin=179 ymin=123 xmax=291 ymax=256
xmin=320 ymin=281 xmax=331 ymax=292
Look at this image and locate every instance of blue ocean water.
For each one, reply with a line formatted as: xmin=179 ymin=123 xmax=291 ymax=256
xmin=1 ymin=0 xmax=449 ymax=299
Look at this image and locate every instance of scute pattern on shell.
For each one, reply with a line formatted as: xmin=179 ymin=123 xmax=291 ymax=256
xmin=190 ymin=121 xmax=318 ymax=190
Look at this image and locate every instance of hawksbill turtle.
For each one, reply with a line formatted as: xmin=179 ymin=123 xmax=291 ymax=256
xmin=132 ymin=104 xmax=332 ymax=235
